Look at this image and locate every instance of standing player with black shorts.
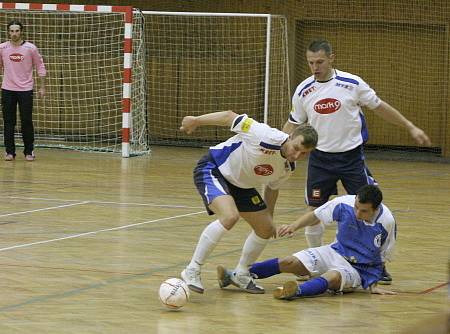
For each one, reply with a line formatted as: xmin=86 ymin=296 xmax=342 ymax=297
xmin=179 ymin=110 xmax=318 ymax=295
xmin=283 ymin=39 xmax=431 ymax=284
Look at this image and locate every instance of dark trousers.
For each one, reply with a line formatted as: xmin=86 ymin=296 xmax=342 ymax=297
xmin=1 ymin=89 xmax=34 ymax=155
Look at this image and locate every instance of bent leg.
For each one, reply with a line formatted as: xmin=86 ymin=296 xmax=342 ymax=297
xmin=273 ymin=271 xmax=337 ymax=300
xmin=235 ymin=209 xmax=275 ymax=274
xmin=250 ymin=255 xmax=309 ymax=279
xmin=188 ymin=195 xmax=239 ymax=269
xmin=183 ymin=195 xmax=238 ymax=293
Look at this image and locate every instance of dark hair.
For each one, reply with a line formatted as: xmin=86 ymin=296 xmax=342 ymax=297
xmin=308 ymin=39 xmax=332 ymax=56
xmin=356 ymin=185 xmax=383 ymax=209
xmin=290 ymin=124 xmax=318 ymax=149
xmin=7 ymin=20 xmax=23 ymax=31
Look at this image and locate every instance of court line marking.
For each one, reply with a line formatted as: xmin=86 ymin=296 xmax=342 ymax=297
xmin=1 ymin=196 xmax=204 ymax=209
xmin=0 ymin=211 xmax=205 ymax=252
xmin=0 ymin=202 xmax=89 ymax=218
xmin=0 ymin=195 xmax=305 ymax=211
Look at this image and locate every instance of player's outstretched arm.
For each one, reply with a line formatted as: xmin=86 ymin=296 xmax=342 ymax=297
xmin=180 ymin=110 xmax=238 ymax=134
xmin=374 ymin=100 xmax=431 ymax=146
xmin=278 ymin=211 xmax=320 ymax=237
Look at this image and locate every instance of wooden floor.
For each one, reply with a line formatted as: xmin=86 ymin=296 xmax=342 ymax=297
xmin=0 ymin=146 xmax=448 ymax=334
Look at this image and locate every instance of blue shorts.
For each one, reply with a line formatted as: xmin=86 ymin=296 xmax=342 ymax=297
xmin=306 ymin=145 xmax=376 ymax=207
xmin=193 ymin=154 xmax=267 ymax=215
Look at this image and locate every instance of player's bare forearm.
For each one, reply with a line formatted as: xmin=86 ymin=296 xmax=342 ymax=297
xmin=278 ymin=211 xmax=320 ymax=237
xmin=374 ymin=101 xmax=431 ymax=146
xmin=37 ymin=76 xmax=46 ymax=98
xmin=180 ymin=110 xmax=238 ymax=134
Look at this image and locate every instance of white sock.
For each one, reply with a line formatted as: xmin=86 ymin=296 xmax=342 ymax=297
xmin=235 ymin=231 xmax=269 ymax=275
xmin=188 ymin=219 xmax=227 ymax=270
xmin=305 ymin=222 xmax=325 ymax=247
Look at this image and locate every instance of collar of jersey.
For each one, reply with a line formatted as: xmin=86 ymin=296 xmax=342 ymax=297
xmin=315 ymin=69 xmax=337 ymax=83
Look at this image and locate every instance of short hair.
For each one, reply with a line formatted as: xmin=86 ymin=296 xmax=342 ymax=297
xmin=308 ymin=39 xmax=332 ymax=56
xmin=356 ymin=185 xmax=383 ymax=209
xmin=7 ymin=20 xmax=23 ymax=31
xmin=290 ymin=124 xmax=318 ymax=149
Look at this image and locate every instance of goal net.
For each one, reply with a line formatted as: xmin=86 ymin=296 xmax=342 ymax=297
xmin=143 ymin=12 xmax=290 ymax=146
xmin=0 ymin=4 xmax=148 ymax=157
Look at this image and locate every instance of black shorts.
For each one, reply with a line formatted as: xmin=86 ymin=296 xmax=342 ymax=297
xmin=306 ymin=145 xmax=376 ymax=207
xmin=193 ymin=154 xmax=267 ymax=215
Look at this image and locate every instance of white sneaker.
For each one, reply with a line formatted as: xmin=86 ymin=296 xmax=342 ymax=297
xmin=181 ymin=267 xmax=204 ymax=294
xmin=229 ymin=271 xmax=265 ymax=294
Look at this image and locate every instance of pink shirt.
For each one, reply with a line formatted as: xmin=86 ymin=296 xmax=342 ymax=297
xmin=0 ymin=41 xmax=46 ymax=91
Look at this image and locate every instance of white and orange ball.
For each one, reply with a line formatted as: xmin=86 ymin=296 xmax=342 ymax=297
xmin=159 ymin=278 xmax=190 ymax=309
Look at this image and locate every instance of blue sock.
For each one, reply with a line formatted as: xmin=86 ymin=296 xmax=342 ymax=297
xmin=297 ymin=277 xmax=329 ymax=297
xmin=249 ymin=258 xmax=280 ymax=279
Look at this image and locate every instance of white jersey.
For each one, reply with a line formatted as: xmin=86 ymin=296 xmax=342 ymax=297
xmin=289 ymin=69 xmax=381 ymax=152
xmin=209 ymin=114 xmax=294 ymax=189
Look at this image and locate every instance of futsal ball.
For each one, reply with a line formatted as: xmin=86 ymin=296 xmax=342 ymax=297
xmin=159 ymin=278 xmax=190 ymax=309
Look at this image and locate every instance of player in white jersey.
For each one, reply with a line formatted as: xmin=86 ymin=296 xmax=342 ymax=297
xmin=179 ymin=110 xmax=318 ymax=294
xmin=283 ymin=39 xmax=430 ymax=284
xmin=218 ymin=185 xmax=397 ymax=299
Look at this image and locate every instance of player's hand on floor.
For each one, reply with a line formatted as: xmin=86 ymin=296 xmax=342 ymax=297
xmin=370 ymin=285 xmax=397 ymax=295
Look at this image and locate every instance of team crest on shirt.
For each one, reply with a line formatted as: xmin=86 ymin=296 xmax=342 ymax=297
xmin=254 ymin=164 xmax=273 ymax=176
xmin=313 ymin=98 xmax=341 ymax=114
xmin=9 ymin=53 xmax=24 ymax=62
xmin=373 ymin=234 xmax=382 ymax=248
xmin=241 ymin=118 xmax=253 ymax=132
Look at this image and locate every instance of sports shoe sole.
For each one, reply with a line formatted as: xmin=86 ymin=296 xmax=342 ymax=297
xmin=229 ymin=274 xmax=265 ymax=294
xmin=181 ymin=269 xmax=204 ymax=294
xmin=273 ymin=281 xmax=298 ymax=300
xmin=217 ymin=265 xmax=232 ymax=289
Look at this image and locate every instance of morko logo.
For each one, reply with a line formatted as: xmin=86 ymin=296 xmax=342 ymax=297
xmin=254 ymin=164 xmax=274 ymax=176
xmin=313 ymin=98 xmax=341 ymax=114
xmin=9 ymin=53 xmax=24 ymax=62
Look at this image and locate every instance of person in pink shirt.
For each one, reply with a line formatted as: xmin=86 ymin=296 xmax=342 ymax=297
xmin=0 ymin=20 xmax=46 ymax=161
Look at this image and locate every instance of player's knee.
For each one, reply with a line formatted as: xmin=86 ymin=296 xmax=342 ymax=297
xmin=322 ymin=270 xmax=342 ymax=291
xmin=252 ymin=224 xmax=275 ymax=239
xmin=219 ymin=212 xmax=240 ymax=229
xmin=278 ymin=256 xmax=304 ymax=274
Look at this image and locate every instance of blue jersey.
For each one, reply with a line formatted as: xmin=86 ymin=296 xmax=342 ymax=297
xmin=314 ymin=195 xmax=396 ymax=288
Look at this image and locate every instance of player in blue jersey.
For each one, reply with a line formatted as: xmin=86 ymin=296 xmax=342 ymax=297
xmin=217 ymin=185 xmax=397 ymax=298
xmin=179 ymin=110 xmax=318 ymax=294
xmin=283 ymin=39 xmax=431 ymax=284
